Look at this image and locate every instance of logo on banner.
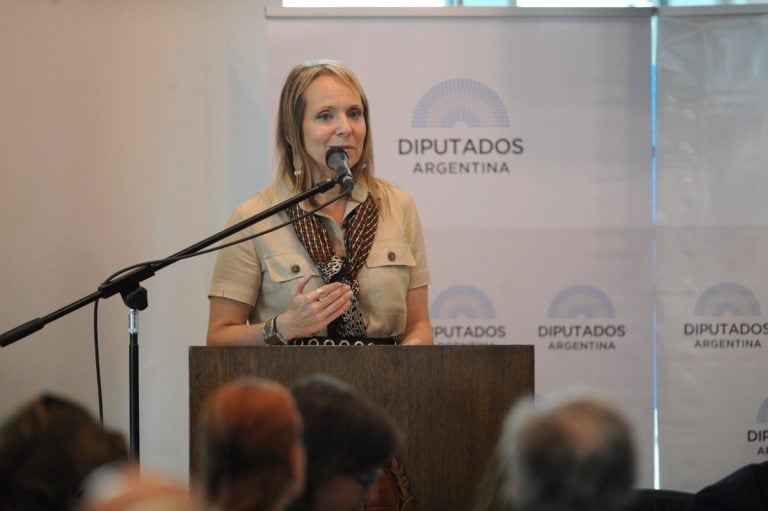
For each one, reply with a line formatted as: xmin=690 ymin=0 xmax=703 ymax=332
xmin=747 ymin=398 xmax=768 ymax=456
xmin=758 ymin=400 xmax=768 ymax=423
xmin=431 ymin=285 xmax=506 ymax=343
xmin=398 ymin=78 xmax=524 ymax=176
xmin=538 ymin=284 xmax=625 ymax=351
xmin=547 ymin=284 xmax=616 ymax=319
xmin=412 ymin=79 xmax=509 ymax=128
xmin=685 ymin=282 xmax=765 ymax=350
xmin=694 ymin=281 xmax=762 ymax=316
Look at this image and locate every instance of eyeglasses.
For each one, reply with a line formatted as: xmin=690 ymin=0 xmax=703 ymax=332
xmin=350 ymin=467 xmax=384 ymax=490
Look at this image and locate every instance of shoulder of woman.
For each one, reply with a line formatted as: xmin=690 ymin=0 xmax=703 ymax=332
xmin=376 ymin=179 xmax=417 ymax=209
xmin=371 ymin=177 xmax=407 ymax=199
xmin=233 ymin=181 xmax=282 ymax=217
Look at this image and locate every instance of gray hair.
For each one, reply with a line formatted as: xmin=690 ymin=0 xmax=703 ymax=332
xmin=498 ymin=396 xmax=636 ymax=511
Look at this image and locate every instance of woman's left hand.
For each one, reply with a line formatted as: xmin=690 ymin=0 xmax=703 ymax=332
xmin=276 ymin=276 xmax=353 ymax=340
xmin=401 ymin=338 xmax=428 ymax=345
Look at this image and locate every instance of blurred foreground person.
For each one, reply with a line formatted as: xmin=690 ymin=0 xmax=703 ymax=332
xmin=79 ymin=463 xmax=193 ymax=511
xmin=197 ymin=378 xmax=305 ymax=511
xmin=688 ymin=460 xmax=768 ymax=511
xmin=288 ymin=374 xmax=399 ymax=511
xmin=475 ymin=395 xmax=636 ymax=511
xmin=0 ymin=393 xmax=128 ymax=511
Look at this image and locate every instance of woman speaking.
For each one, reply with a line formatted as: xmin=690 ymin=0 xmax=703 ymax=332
xmin=206 ymin=60 xmax=432 ymax=346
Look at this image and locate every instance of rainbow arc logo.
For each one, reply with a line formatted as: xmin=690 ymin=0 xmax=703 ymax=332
xmin=757 ymin=399 xmax=768 ymax=424
xmin=694 ymin=282 xmax=761 ymax=317
xmin=431 ymin=285 xmax=496 ymax=320
xmin=547 ymin=285 xmax=615 ymax=319
xmin=412 ymin=79 xmax=509 ymax=128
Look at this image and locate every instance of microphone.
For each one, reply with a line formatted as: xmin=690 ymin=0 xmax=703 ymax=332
xmin=325 ymin=147 xmax=354 ymax=191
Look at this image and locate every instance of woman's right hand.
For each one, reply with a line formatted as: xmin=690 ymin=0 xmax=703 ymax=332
xmin=276 ymin=275 xmax=352 ymax=341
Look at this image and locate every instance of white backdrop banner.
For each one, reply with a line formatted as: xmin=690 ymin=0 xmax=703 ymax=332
xmin=267 ymin=7 xmax=653 ymax=485
xmin=656 ymin=7 xmax=768 ymax=492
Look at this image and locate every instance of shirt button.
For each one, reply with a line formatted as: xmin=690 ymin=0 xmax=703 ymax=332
xmin=291 ymin=264 xmax=300 ymax=274
xmin=387 ymin=251 xmax=396 ymax=262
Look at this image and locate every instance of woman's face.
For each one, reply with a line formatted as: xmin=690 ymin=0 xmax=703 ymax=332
xmin=310 ymin=474 xmax=379 ymax=511
xmin=301 ymin=75 xmax=366 ymax=181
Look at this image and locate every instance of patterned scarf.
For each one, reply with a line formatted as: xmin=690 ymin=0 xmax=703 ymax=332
xmin=287 ymin=194 xmax=379 ymax=338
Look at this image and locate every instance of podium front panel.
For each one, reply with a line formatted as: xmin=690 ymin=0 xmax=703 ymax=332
xmin=189 ymin=345 xmax=534 ymax=510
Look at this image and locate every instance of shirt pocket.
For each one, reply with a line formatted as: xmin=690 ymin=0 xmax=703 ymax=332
xmin=262 ymin=251 xmax=319 ymax=287
xmin=366 ymin=238 xmax=417 ymax=269
xmin=362 ymin=239 xmax=415 ymax=323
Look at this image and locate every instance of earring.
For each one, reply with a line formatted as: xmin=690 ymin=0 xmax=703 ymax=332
xmin=293 ymin=160 xmax=303 ymax=176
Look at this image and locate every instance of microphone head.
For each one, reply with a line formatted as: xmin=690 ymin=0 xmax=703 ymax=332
xmin=325 ymin=147 xmax=349 ymax=170
xmin=325 ymin=147 xmax=354 ymax=191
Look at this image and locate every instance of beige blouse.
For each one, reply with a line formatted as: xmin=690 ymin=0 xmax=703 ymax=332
xmin=208 ymin=178 xmax=431 ymax=339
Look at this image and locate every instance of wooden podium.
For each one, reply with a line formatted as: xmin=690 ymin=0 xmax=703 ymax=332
xmin=189 ymin=345 xmax=534 ymax=510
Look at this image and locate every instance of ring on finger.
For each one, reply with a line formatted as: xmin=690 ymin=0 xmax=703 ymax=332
xmin=316 ymin=288 xmax=328 ymax=302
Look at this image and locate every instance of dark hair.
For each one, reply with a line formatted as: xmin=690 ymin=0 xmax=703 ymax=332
xmin=198 ymin=378 xmax=303 ymax=511
xmin=0 ymin=393 xmax=128 ymax=511
xmin=288 ymin=374 xmax=399 ymax=510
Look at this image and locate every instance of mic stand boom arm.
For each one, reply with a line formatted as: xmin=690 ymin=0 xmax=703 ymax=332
xmin=0 ymin=177 xmax=338 ymax=348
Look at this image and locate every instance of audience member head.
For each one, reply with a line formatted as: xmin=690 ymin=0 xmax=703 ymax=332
xmin=288 ymin=374 xmax=399 ymax=511
xmin=79 ymin=463 xmax=192 ymax=511
xmin=0 ymin=393 xmax=128 ymax=511
xmin=197 ymin=378 xmax=304 ymax=511
xmin=491 ymin=395 xmax=636 ymax=511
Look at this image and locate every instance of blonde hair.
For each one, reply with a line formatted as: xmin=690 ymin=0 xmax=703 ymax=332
xmin=275 ymin=59 xmax=384 ymax=202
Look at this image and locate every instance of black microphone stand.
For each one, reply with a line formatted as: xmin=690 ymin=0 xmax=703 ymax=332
xmin=0 ymin=177 xmax=340 ymax=460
